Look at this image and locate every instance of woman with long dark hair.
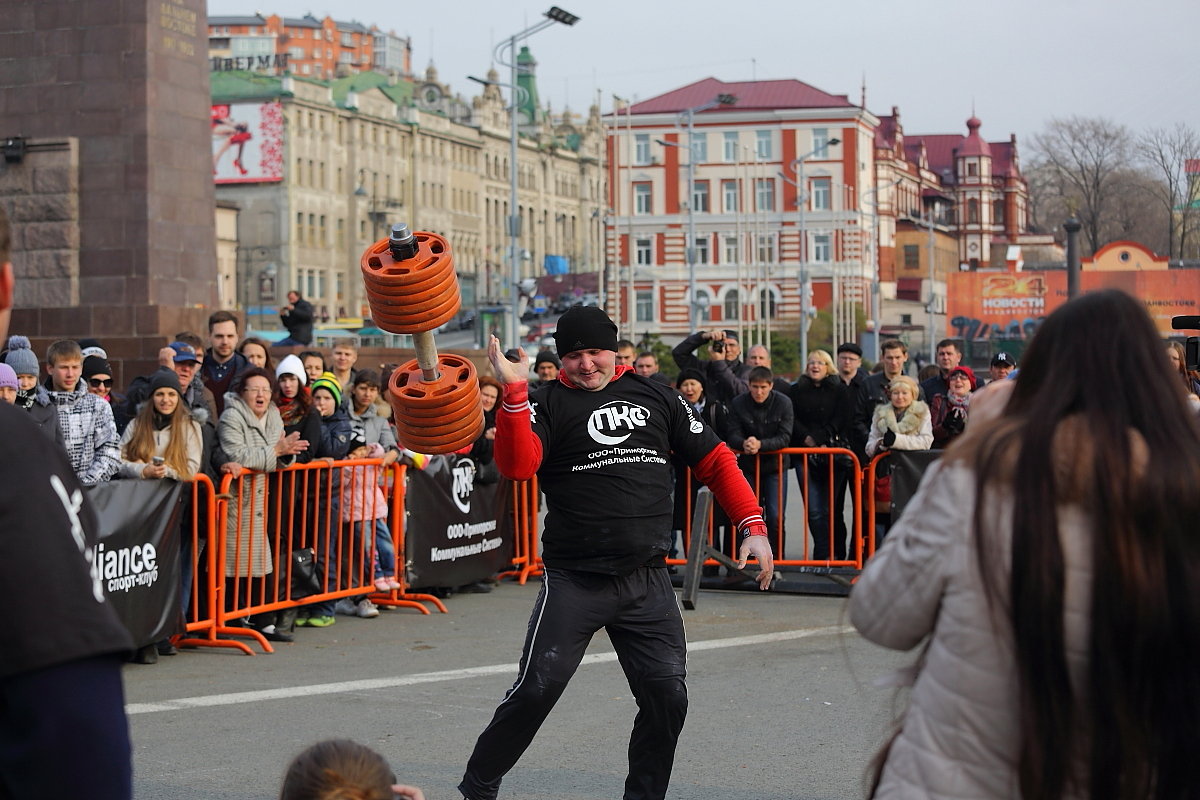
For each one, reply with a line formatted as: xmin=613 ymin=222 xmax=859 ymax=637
xmin=851 ymin=289 xmax=1200 ymax=799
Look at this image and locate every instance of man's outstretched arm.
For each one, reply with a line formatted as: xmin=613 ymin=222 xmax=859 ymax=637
xmin=487 ymin=336 xmax=543 ymax=481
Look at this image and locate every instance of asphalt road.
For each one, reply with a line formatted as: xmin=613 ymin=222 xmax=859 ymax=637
xmin=126 ymin=580 xmax=911 ymax=800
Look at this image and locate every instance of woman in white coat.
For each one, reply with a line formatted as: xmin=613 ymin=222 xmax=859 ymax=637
xmin=851 ymin=289 xmax=1200 ymax=799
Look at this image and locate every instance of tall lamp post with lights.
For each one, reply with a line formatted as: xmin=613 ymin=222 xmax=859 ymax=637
xmin=483 ymin=6 xmax=580 ymax=350
xmin=862 ymin=179 xmax=901 ymax=363
xmin=657 ymin=94 xmax=736 ymax=331
xmin=787 ymin=137 xmax=839 ymax=360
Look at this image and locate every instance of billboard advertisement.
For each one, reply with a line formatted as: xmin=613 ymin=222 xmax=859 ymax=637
xmin=211 ymin=101 xmax=283 ymax=184
xmin=947 ymin=270 xmax=1200 ymax=343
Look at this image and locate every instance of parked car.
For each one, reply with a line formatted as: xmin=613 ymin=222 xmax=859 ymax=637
xmin=524 ymin=322 xmax=556 ymax=344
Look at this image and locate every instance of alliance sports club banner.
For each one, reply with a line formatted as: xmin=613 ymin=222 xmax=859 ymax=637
xmin=87 ymin=480 xmax=185 ymax=648
xmin=404 ymin=456 xmax=513 ymax=588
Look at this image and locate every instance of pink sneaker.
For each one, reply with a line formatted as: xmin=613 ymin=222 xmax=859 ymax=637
xmin=373 ymin=577 xmax=392 ymax=593
xmin=387 ymin=577 xmax=402 ymax=590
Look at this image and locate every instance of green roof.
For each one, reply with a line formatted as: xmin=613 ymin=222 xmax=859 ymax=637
xmin=331 ymin=71 xmax=414 ymax=108
xmin=210 ymin=71 xmax=283 ymax=101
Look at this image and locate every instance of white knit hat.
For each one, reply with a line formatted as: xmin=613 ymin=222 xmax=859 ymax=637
xmin=275 ymin=353 xmax=307 ymax=385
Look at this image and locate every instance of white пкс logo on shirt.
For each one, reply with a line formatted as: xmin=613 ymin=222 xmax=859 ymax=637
xmin=587 ymin=401 xmax=650 ymax=445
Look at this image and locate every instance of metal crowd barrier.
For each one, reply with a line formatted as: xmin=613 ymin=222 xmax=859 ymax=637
xmin=178 ymin=458 xmax=445 ymax=656
xmin=172 ymin=449 xmax=902 ymax=655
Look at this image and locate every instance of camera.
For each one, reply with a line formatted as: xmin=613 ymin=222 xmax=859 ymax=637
xmin=1171 ymin=315 xmax=1200 ymax=370
xmin=711 ymin=340 xmax=724 ymax=353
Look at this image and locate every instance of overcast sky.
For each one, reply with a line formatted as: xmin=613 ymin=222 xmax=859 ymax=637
xmin=207 ymin=0 xmax=1200 ymax=145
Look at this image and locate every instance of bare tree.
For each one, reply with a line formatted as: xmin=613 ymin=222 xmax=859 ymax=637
xmin=1029 ymin=116 xmax=1133 ymax=254
xmin=1136 ymin=123 xmax=1200 ymax=259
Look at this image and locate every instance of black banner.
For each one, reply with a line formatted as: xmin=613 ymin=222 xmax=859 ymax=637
xmin=88 ymin=480 xmax=184 ymax=648
xmin=889 ymin=449 xmax=944 ymax=521
xmin=404 ymin=455 xmax=513 ymax=588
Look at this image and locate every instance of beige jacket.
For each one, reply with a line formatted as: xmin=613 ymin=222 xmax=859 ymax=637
xmin=850 ymin=459 xmax=1092 ymax=799
xmin=218 ymin=393 xmax=294 ymax=577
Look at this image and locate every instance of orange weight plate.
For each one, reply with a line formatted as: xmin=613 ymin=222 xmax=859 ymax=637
xmin=368 ymin=298 xmax=460 ymax=334
xmin=387 ymin=355 xmax=478 ymax=409
xmin=363 ymin=259 xmax=456 ymax=291
xmin=360 ymin=232 xmax=454 ymax=286
xmin=394 ymin=408 xmax=484 ymax=440
xmin=394 ymin=415 xmax=485 ymax=454
xmin=388 ymin=390 xmax=480 ymax=420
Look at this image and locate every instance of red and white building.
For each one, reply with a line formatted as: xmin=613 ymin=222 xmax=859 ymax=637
xmin=606 ymin=79 xmax=1045 ymax=354
xmin=606 ymin=77 xmax=876 ymax=343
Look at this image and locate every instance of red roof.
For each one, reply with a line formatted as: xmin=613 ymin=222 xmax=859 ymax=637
xmin=630 ymin=77 xmax=853 ymax=115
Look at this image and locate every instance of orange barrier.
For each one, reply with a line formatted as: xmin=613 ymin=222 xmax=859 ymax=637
xmin=176 ymin=458 xmax=445 ymax=656
xmin=667 ymin=447 xmax=869 ymax=572
xmin=497 ymin=476 xmax=542 ymax=584
xmin=863 ymin=451 xmax=890 ymax=558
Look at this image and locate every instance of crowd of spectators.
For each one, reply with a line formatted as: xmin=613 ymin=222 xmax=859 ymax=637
xmin=0 ymin=314 xmax=445 ymax=662
xmin=7 ymin=308 xmax=1198 ymax=658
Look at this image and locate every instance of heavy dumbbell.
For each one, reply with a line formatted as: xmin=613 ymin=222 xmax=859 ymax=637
xmin=361 ymin=224 xmax=484 ymax=454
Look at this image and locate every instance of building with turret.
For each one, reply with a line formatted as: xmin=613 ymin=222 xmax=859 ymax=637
xmin=209 ymin=49 xmax=607 ymax=334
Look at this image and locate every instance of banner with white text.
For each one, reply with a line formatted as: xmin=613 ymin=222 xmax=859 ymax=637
xmin=88 ymin=480 xmax=184 ymax=648
xmin=404 ymin=455 xmax=513 ymax=588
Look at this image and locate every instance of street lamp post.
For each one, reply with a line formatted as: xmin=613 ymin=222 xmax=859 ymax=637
xmin=659 ymin=94 xmax=736 ymax=332
xmin=787 ymin=137 xmax=839 ymax=360
xmin=862 ymin=179 xmax=901 ymax=363
xmin=488 ymin=7 xmax=580 ymax=350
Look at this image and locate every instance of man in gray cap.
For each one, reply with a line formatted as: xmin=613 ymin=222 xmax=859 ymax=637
xmin=459 ymin=305 xmax=773 ymax=800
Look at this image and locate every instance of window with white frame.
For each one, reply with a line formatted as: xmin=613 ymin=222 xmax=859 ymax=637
xmin=634 ymin=183 xmax=652 ymax=214
xmin=756 ymin=130 xmax=772 ymax=159
xmin=723 ymin=131 xmax=739 ymax=162
xmin=690 ymin=133 xmax=707 ymax=163
xmin=812 ymin=127 xmax=830 ymax=156
xmin=694 ymin=236 xmax=710 ymax=264
xmin=724 ymin=235 xmax=740 ymax=264
xmin=756 ymin=233 xmax=776 ymax=263
xmin=694 ymin=289 xmax=711 ymax=321
xmin=812 ymin=233 xmax=831 ymax=262
xmin=755 ymin=178 xmax=775 ymax=211
xmin=636 ymin=290 xmax=654 ymax=323
xmin=812 ymin=178 xmax=831 ymax=210
xmin=691 ymin=181 xmax=710 ymax=213
xmin=635 ymin=237 xmax=653 ymax=265
xmin=722 ymin=180 xmax=738 ymax=212
xmin=635 ymin=134 xmax=651 ymax=165
xmin=723 ymin=289 xmax=740 ymax=320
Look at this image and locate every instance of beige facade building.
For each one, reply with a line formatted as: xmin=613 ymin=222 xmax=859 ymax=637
xmin=212 ymin=62 xmax=606 ymax=333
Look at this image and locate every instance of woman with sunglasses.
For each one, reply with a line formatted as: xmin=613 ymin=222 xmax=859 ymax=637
xmin=83 ymin=355 xmax=121 ymax=410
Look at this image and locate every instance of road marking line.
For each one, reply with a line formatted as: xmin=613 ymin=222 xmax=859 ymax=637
xmin=126 ymin=625 xmax=851 ymax=715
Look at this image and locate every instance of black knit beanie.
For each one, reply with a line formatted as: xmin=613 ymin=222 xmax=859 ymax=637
xmin=553 ymin=306 xmax=618 ymax=356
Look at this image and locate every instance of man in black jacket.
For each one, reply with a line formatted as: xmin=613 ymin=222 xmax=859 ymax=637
xmin=671 ymin=328 xmax=751 ymax=405
xmin=726 ymin=366 xmax=794 ymax=555
xmin=278 ymin=290 xmax=314 ymax=346
xmin=0 ymin=206 xmax=134 ymax=799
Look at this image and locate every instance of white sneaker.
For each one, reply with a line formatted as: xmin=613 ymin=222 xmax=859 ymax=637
xmin=356 ymin=599 xmax=379 ymax=618
xmin=334 ymin=598 xmax=357 ymax=616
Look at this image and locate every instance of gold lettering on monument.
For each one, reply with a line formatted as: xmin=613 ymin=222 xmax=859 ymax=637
xmin=160 ymin=0 xmax=196 ymax=57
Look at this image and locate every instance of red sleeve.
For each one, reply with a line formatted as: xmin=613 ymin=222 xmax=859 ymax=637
xmin=493 ymin=381 xmax=543 ymax=481
xmin=691 ymin=442 xmax=766 ymax=535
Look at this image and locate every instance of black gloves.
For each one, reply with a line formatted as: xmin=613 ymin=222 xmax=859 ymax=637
xmin=943 ymin=411 xmax=965 ymax=434
xmin=882 ymin=429 xmax=897 ymax=448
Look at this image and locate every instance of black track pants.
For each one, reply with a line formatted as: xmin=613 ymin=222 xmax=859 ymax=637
xmin=459 ymin=566 xmax=688 ymax=800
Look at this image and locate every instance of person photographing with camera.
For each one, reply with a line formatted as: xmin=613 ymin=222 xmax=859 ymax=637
xmin=671 ymin=327 xmax=751 ymax=406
